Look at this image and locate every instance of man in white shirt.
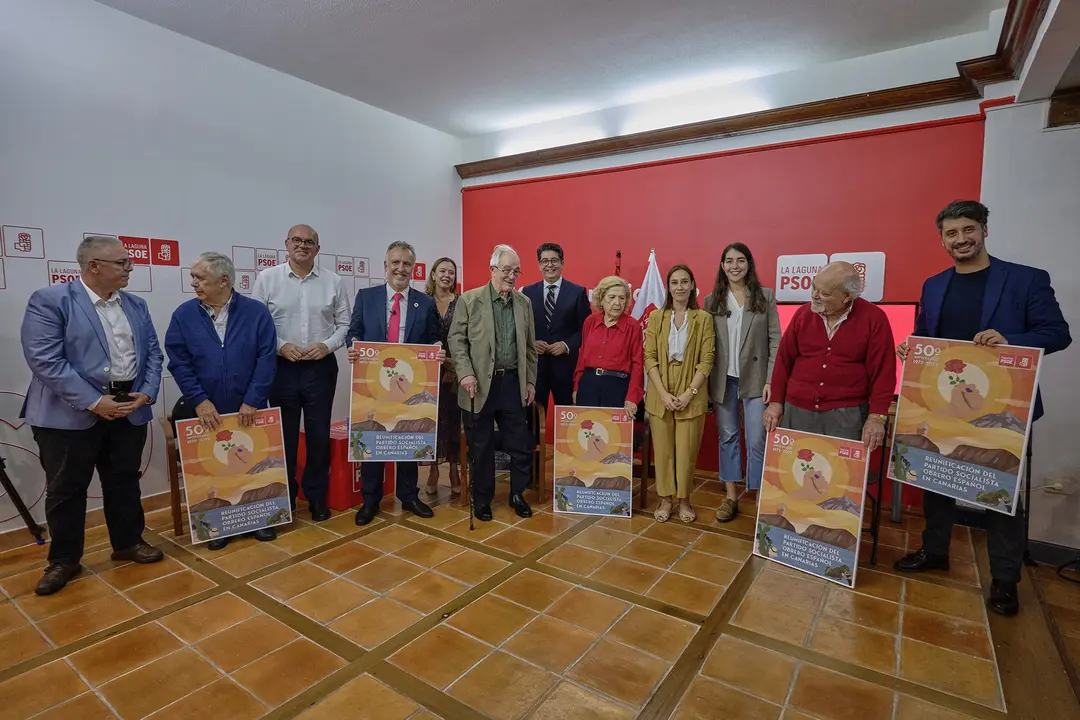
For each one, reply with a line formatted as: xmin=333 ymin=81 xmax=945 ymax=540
xmin=253 ymin=224 xmax=351 ymax=521
xmin=20 ymin=235 xmax=165 ymax=595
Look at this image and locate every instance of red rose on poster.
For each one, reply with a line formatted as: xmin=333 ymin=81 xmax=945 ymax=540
xmin=797 ymin=448 xmax=814 ymax=462
xmin=944 ymin=359 xmax=966 ymax=373
xmin=216 ymin=430 xmax=233 ymax=441
xmin=383 ymin=357 xmax=398 ymax=368
xmin=581 ymin=420 xmax=594 ymax=430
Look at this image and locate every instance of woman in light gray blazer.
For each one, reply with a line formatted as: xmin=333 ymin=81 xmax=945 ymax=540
xmin=704 ymin=243 xmax=781 ymax=523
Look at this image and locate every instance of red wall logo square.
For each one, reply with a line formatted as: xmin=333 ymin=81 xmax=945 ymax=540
xmin=120 ymin=236 xmax=151 ymax=265
xmin=413 ymin=262 xmax=426 ymax=281
xmin=151 ymin=239 xmax=180 ymax=266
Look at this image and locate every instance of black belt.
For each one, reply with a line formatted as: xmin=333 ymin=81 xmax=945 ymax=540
xmin=492 ymin=368 xmax=518 ymax=376
xmin=586 ymin=368 xmax=629 ymax=379
xmin=109 ymin=380 xmax=134 ymax=396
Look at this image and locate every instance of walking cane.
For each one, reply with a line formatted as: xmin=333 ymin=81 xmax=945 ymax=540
xmin=467 ymin=393 xmax=476 ymax=531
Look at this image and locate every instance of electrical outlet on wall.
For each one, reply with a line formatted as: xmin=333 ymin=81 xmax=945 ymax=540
xmin=1040 ymin=474 xmax=1077 ymax=495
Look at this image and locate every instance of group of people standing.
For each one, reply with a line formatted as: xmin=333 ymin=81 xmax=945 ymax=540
xmin=20 ymin=200 xmax=1071 ymax=619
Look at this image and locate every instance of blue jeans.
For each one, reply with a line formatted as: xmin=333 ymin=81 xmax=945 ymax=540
xmin=714 ymin=375 xmax=766 ymax=490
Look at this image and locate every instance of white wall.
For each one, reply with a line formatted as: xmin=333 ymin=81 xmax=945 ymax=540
xmin=981 ymin=101 xmax=1080 ymax=550
xmin=0 ymin=0 xmax=461 ymax=534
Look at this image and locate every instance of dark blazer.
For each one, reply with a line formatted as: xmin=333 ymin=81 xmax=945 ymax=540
xmin=165 ymin=293 xmax=278 ymax=414
xmin=348 ymin=284 xmax=440 ymax=346
xmin=522 ymin=279 xmax=591 ymax=394
xmin=915 ymin=256 xmax=1071 ymax=420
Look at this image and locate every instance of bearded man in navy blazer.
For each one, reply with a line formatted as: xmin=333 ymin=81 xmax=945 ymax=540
xmin=347 ymin=241 xmax=444 ymax=525
xmin=522 ymin=243 xmax=591 ymax=408
xmin=893 ymin=200 xmax=1071 ymax=617
xmin=21 ymin=235 xmax=165 ymax=596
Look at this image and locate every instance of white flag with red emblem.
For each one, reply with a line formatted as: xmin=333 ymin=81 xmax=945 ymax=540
xmin=631 ymin=249 xmax=665 ymax=331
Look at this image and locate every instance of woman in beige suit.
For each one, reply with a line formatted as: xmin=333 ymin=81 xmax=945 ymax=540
xmin=705 ymin=243 xmax=781 ymax=523
xmin=645 ymin=265 xmax=715 ymax=523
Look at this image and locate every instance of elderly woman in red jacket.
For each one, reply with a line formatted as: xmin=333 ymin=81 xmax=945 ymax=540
xmin=572 ymin=275 xmax=643 ymax=415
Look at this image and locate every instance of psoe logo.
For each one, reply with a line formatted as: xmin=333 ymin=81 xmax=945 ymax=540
xmin=775 ymin=254 xmax=828 ymax=302
xmin=47 ymin=261 xmax=82 ymax=286
xmin=2 ymin=225 xmax=46 ymax=258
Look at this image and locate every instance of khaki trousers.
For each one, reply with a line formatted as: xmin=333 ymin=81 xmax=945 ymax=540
xmin=648 ymin=411 xmax=707 ymax=499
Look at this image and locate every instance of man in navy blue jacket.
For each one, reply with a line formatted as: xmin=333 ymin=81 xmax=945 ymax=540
xmin=347 ymin=241 xmax=443 ymax=525
xmin=894 ymin=201 xmax=1071 ymax=616
xmin=522 ymin=243 xmax=591 ymax=409
xmin=165 ymin=252 xmax=278 ymax=550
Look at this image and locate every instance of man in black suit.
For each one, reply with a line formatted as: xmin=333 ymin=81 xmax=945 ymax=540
xmin=522 ymin=243 xmax=592 ymax=408
xmin=347 ymin=240 xmax=443 ymax=525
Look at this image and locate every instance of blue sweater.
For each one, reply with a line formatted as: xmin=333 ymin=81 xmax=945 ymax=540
xmin=165 ymin=293 xmax=278 ymax=413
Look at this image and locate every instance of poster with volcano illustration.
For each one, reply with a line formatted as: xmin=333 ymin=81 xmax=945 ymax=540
xmin=754 ymin=428 xmax=870 ymax=587
xmin=552 ymin=406 xmax=633 ymax=517
xmin=349 ymin=341 xmax=440 ymax=462
xmin=177 ymin=408 xmax=291 ymax=544
xmin=888 ymin=337 xmax=1042 ymax=516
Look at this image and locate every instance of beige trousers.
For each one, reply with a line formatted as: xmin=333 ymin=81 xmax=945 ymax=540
xmin=648 ymin=411 xmax=707 ymax=499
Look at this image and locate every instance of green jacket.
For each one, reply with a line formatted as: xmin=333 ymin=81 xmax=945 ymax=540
xmin=448 ymin=282 xmax=538 ymax=411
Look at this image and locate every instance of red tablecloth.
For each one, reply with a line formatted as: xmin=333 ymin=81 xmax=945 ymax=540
xmin=297 ymin=420 xmax=394 ymax=511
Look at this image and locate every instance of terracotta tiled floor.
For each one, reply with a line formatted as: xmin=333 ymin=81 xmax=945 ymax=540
xmin=0 ymin=477 xmax=1075 ymax=719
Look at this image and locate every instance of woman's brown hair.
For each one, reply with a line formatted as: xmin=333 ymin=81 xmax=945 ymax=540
xmin=424 ymin=257 xmax=458 ymax=296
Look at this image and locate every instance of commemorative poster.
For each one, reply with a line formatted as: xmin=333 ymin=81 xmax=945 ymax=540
xmin=349 ymin=341 xmax=440 ymax=462
xmin=889 ymin=337 xmax=1042 ymax=516
xmin=552 ymin=406 xmax=633 ymax=517
xmin=754 ymin=428 xmax=870 ymax=587
xmin=177 ymin=408 xmax=291 ymax=544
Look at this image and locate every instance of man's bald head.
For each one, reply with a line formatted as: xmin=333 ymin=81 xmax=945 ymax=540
xmin=811 ymin=262 xmax=861 ymax=317
xmin=287 ymin=224 xmax=319 ymax=244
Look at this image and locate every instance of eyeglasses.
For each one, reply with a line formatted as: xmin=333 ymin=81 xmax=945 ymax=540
xmin=93 ymin=258 xmax=134 ymax=270
xmin=494 ymin=266 xmax=522 ymax=277
xmin=538 ymin=258 xmax=562 ymax=267
xmin=289 ymin=237 xmax=318 ymax=247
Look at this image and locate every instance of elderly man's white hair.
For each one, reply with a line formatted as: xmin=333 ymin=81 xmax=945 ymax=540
xmin=488 ymin=244 xmax=519 ymax=268
xmin=818 ymin=262 xmax=862 ymax=299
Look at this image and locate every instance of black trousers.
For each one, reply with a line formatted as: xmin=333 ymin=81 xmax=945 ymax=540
xmin=535 ymin=355 xmax=575 ymax=408
xmin=576 ymin=371 xmax=630 ymax=409
xmin=360 ymin=462 xmax=419 ymax=509
xmin=464 ymin=371 xmax=532 ymax=508
xmin=271 ymin=355 xmax=337 ymax=505
xmin=922 ymin=491 xmax=1026 ymax=583
xmin=33 ymin=419 xmax=148 ymax=565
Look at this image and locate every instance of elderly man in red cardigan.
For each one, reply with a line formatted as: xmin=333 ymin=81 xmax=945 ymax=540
xmin=763 ymin=262 xmax=895 ymax=449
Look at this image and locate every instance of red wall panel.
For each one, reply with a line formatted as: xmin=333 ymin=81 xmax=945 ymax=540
xmin=461 ymin=116 xmax=986 ymax=479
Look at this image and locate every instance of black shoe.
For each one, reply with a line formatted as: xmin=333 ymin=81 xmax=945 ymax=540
xmin=475 ymin=504 xmax=493 ymax=522
xmin=988 ymin=579 xmax=1019 ymax=616
xmin=34 ymin=563 xmax=81 ymax=596
xmin=401 ymin=499 xmax=434 ymax=519
xmin=509 ymin=494 xmax=532 ymax=519
xmin=354 ymin=504 xmax=378 ymax=526
xmin=893 ymin=548 xmax=950 ymax=573
xmin=111 ymin=540 xmax=165 ymax=564
xmin=310 ymin=501 xmax=331 ymax=522
xmin=254 ymin=527 xmax=277 ymax=542
xmin=207 ymin=537 xmax=230 ymax=551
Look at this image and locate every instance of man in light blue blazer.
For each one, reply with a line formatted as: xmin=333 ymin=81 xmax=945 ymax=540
xmin=893 ymin=201 xmax=1071 ymax=617
xmin=346 ymin=241 xmax=443 ymax=526
xmin=20 ymin=235 xmax=165 ymax=596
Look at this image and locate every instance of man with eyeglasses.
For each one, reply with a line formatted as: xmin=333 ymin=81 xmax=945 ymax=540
xmin=522 ymin=243 xmax=591 ymax=409
xmin=20 ymin=235 xmax=165 ymax=596
xmin=253 ymin=224 xmax=351 ymax=522
xmin=449 ymin=244 xmax=538 ymax=520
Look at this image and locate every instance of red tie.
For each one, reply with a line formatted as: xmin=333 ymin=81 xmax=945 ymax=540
xmin=388 ymin=292 xmax=403 ymax=342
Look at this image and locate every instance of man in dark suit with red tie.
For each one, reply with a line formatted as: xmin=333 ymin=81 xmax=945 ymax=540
xmin=347 ymin=241 xmax=443 ymax=525
xmin=522 ymin=243 xmax=592 ymax=408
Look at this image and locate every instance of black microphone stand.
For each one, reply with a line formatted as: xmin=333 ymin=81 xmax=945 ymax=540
xmin=0 ymin=456 xmax=46 ymax=544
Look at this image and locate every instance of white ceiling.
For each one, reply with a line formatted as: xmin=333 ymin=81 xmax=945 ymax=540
xmin=94 ymin=0 xmax=1005 ymax=137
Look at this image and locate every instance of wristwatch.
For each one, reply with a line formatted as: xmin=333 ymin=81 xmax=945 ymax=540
xmin=870 ymin=413 xmax=888 ymax=422
xmin=690 ymin=387 xmax=698 ymax=396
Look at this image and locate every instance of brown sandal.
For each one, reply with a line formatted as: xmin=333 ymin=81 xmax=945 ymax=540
xmin=678 ymin=503 xmax=696 ymax=524
xmin=654 ymin=499 xmax=672 ymax=523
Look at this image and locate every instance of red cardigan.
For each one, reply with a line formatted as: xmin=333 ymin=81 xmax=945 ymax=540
xmin=770 ymin=299 xmax=895 ymax=415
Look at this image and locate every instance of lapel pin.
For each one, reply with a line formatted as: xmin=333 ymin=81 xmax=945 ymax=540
xmin=413 ymin=302 xmax=419 ymax=308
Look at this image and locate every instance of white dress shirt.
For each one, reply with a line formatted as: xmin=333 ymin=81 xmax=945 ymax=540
xmin=386 ymin=284 xmax=408 ymax=343
xmin=252 ymin=262 xmax=350 ymax=352
xmin=82 ymin=280 xmax=136 ymax=382
xmin=726 ymin=290 xmax=744 ymax=377
xmin=543 ymin=278 xmax=562 ymax=308
xmin=668 ymin=312 xmax=689 ymax=362
xmin=201 ymin=294 xmax=232 ymax=344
